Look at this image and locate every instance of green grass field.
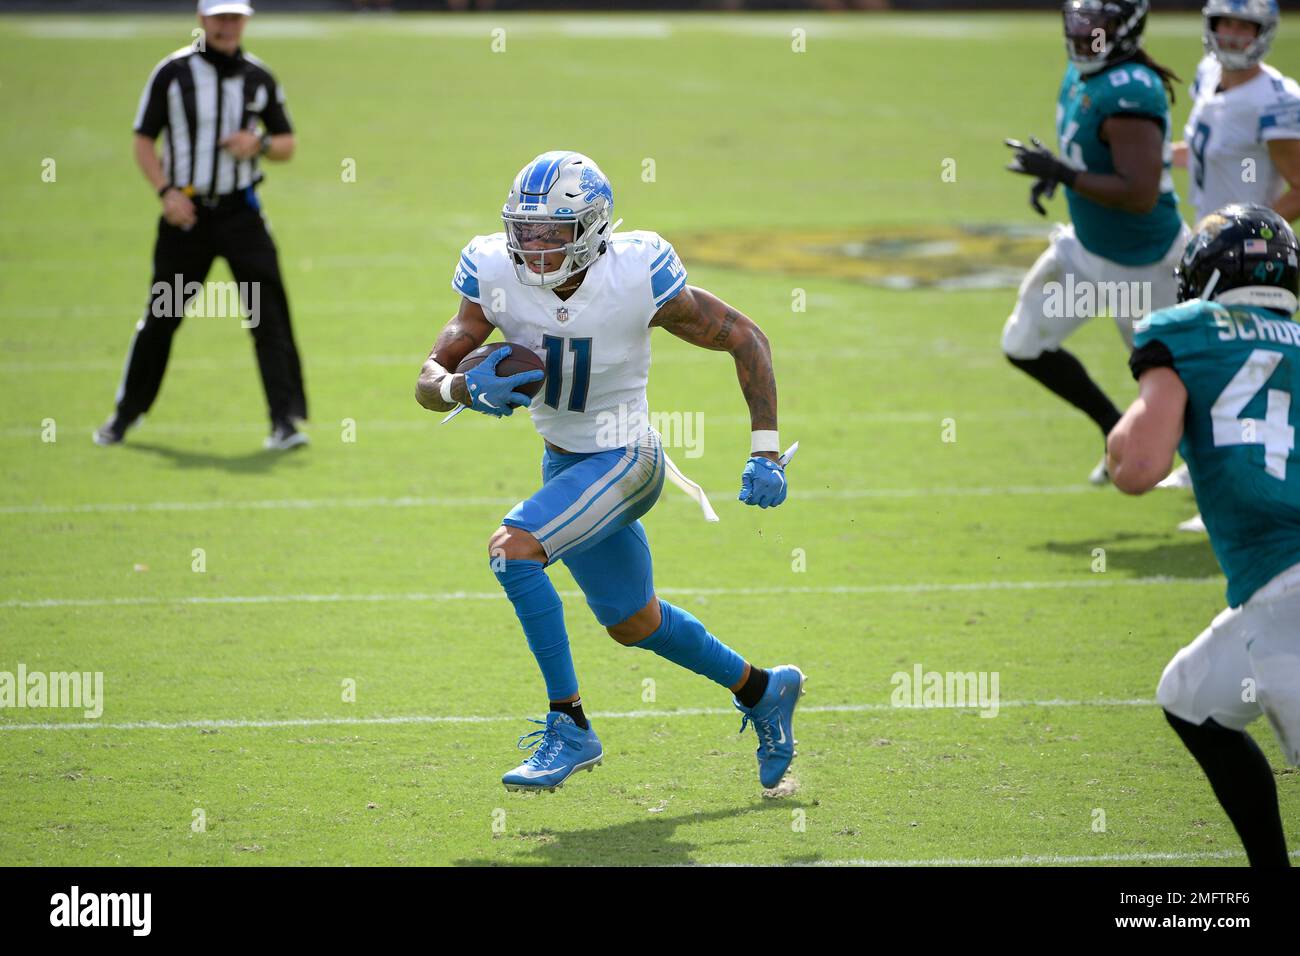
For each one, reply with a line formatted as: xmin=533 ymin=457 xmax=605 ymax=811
xmin=1 ymin=11 xmax=1297 ymax=866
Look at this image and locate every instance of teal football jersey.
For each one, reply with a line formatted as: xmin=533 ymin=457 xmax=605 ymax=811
xmin=1133 ymin=301 xmax=1300 ymax=606
xmin=1057 ymin=61 xmax=1184 ymax=266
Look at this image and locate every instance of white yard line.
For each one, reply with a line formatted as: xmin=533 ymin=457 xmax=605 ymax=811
xmin=0 ymin=484 xmax=1101 ymax=516
xmin=0 ymin=697 xmax=1156 ymax=733
xmin=8 ymin=14 xmax=1083 ymax=43
xmin=11 ymin=14 xmax=1197 ymax=43
xmin=0 ymin=300 xmax=419 ymax=324
xmin=0 ymin=408 xmax=1073 ymax=439
xmin=0 ymin=346 xmax=1113 ymax=374
xmin=0 ymin=576 xmax=1221 ymax=611
xmin=809 ymin=849 xmax=1297 ymax=867
xmin=0 ymin=495 xmax=523 ymax=515
xmin=0 ymin=408 xmax=1070 ymax=437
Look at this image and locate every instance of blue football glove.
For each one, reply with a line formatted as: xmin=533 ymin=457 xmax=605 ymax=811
xmin=738 ymin=455 xmax=788 ymax=509
xmin=462 ymin=346 xmax=543 ymax=418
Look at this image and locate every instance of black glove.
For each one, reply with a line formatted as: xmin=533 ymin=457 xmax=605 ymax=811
xmin=1005 ymin=137 xmax=1079 ymax=216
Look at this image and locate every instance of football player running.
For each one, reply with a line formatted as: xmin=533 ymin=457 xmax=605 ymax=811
xmin=415 ymin=151 xmax=804 ymax=793
xmin=1160 ymin=1 xmax=1300 ymax=531
xmin=1107 ymin=205 xmax=1300 ymax=867
xmin=1003 ymin=0 xmax=1192 ymax=485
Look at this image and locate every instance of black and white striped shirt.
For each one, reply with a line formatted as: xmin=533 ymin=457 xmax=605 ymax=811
xmin=133 ymin=45 xmax=292 ymax=199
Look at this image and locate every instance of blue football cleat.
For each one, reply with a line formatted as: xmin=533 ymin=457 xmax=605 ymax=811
xmin=735 ymin=665 xmax=806 ymax=789
xmin=502 ymin=711 xmax=603 ymax=792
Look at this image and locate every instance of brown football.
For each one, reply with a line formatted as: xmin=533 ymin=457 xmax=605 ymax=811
xmin=455 ymin=341 xmax=546 ymax=399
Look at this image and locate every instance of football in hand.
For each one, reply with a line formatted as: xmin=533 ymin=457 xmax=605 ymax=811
xmin=455 ymin=342 xmax=546 ymax=400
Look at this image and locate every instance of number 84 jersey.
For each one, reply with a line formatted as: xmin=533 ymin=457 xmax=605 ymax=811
xmin=1055 ymin=61 xmax=1183 ymax=267
xmin=452 ymin=230 xmax=687 ymax=453
xmin=1133 ymin=300 xmax=1300 ymax=607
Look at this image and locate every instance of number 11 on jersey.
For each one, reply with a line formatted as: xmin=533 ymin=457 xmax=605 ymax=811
xmin=542 ymin=335 xmax=592 ymax=413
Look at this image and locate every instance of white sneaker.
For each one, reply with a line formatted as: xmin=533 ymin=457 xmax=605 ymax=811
xmin=92 ymin=413 xmax=137 ymax=446
xmin=1157 ymin=463 xmax=1193 ymax=489
xmin=1178 ymin=513 xmax=1207 ymax=534
xmin=1088 ymin=454 xmax=1111 ymax=486
xmin=264 ymin=422 xmax=308 ymax=451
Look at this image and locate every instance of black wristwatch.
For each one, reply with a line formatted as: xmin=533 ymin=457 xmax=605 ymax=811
xmin=158 ymin=183 xmax=175 ymax=198
xmin=259 ymin=133 xmax=273 ymax=156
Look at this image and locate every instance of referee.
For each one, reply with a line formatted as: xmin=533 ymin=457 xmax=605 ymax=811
xmin=95 ymin=0 xmax=308 ymax=450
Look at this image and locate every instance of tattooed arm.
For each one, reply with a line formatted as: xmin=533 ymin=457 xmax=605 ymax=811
xmin=415 ymin=297 xmax=496 ymax=412
xmin=650 ymin=285 xmax=779 ymax=460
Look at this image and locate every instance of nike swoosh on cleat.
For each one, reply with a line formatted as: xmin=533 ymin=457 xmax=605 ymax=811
xmin=513 ymin=765 xmax=560 ymax=779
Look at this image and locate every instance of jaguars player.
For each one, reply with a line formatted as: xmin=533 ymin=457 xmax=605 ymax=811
xmin=415 ymin=151 xmax=803 ymax=793
xmin=1107 ymin=204 xmax=1300 ymax=867
xmin=1003 ymin=0 xmax=1191 ymax=484
xmin=1158 ymin=1 xmax=1300 ymax=530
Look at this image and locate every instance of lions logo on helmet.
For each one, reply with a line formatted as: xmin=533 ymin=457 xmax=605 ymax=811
xmin=1062 ymin=0 xmax=1150 ymax=76
xmin=1202 ymin=0 xmax=1280 ymax=72
xmin=579 ymin=166 xmax=614 ymax=206
xmin=502 ymin=151 xmax=620 ymax=290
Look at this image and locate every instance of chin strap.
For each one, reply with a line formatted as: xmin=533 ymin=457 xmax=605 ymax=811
xmin=598 ymin=218 xmax=624 ymax=256
xmin=1201 ymin=268 xmax=1222 ymax=302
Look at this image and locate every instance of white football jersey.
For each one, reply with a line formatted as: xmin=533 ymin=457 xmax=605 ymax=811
xmin=451 ymin=229 xmax=687 ymax=453
xmin=1185 ymin=55 xmax=1300 ymax=222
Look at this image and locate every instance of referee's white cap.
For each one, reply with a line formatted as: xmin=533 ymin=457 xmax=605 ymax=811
xmin=198 ymin=0 xmax=254 ymax=14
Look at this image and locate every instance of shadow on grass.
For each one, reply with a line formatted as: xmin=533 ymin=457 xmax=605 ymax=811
xmin=125 ymin=441 xmax=306 ymax=475
xmin=454 ymin=798 xmax=816 ymax=867
xmin=1033 ymin=532 xmax=1221 ymax=579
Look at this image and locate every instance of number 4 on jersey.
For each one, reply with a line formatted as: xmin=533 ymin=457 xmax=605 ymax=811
xmin=1211 ymin=348 xmax=1296 ymax=480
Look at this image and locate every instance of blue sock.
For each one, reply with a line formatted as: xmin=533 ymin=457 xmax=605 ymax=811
xmin=633 ymin=600 xmax=747 ymax=689
xmin=493 ymin=558 xmax=578 ymax=701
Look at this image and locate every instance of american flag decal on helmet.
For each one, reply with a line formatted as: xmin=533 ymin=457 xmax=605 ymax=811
xmin=1245 ymin=239 xmax=1269 ymax=255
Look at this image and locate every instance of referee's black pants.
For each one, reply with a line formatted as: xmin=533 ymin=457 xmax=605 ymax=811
xmin=114 ymin=190 xmax=307 ymax=428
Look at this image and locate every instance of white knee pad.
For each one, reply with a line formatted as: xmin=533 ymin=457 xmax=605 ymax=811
xmin=1156 ymin=648 xmax=1192 ymax=718
xmin=1001 ymin=313 xmax=1044 ymax=360
xmin=1246 ymin=590 xmax=1300 ymax=765
xmin=1157 ymin=606 xmax=1258 ymax=731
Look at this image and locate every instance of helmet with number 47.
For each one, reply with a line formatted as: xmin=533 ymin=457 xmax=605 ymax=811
xmin=502 ymin=150 xmax=621 ymax=290
xmin=1177 ymin=203 xmax=1300 ymax=314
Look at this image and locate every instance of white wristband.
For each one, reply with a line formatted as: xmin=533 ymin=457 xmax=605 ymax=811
xmin=751 ymin=430 xmax=780 ymax=455
xmin=439 ymin=374 xmax=456 ymax=404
